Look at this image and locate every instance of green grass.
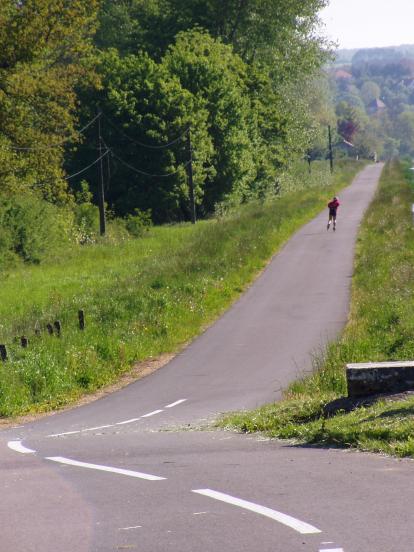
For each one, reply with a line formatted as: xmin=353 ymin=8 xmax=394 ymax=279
xmin=220 ymin=159 xmax=414 ymax=458
xmin=0 ymin=159 xmax=362 ymax=417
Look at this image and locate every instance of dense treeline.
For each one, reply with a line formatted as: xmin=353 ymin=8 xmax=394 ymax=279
xmin=332 ymin=46 xmax=414 ymax=159
xmin=0 ymin=0 xmax=333 ymax=258
xmin=74 ymin=0 xmax=332 ymax=222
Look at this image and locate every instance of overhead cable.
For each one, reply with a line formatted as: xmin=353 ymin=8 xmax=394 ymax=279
xmin=102 ymin=113 xmax=189 ymax=150
xmin=65 ymin=149 xmax=110 ymax=180
xmin=111 ymin=151 xmax=190 ymax=178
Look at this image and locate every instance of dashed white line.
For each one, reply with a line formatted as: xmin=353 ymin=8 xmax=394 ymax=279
xmin=84 ymin=425 xmax=114 ymax=432
xmin=192 ymin=489 xmax=321 ymax=535
xmin=141 ymin=409 xmax=163 ymax=418
xmin=165 ymin=399 xmax=187 ymax=408
xmin=48 ymin=430 xmax=81 ymax=437
xmin=7 ymin=441 xmax=36 ymax=454
xmin=46 ymin=456 xmax=166 ymax=481
xmin=47 ymin=399 xmax=186 ymax=437
xmin=119 ymin=526 xmax=142 ymax=531
xmin=116 ymin=418 xmax=141 ymax=426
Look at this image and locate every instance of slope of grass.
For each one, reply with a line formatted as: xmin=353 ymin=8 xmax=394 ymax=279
xmin=220 ymin=160 xmax=414 ymax=457
xmin=0 ymin=160 xmax=362 ymax=417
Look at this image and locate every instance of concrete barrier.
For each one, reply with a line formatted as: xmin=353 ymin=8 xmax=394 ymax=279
xmin=347 ymin=361 xmax=414 ymax=398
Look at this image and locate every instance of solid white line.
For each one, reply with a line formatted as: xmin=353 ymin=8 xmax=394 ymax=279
xmin=141 ymin=409 xmax=163 ymax=418
xmin=119 ymin=526 xmax=142 ymax=531
xmin=165 ymin=399 xmax=187 ymax=408
xmin=192 ymin=489 xmax=321 ymax=535
xmin=48 ymin=430 xmax=81 ymax=437
xmin=46 ymin=456 xmax=166 ymax=481
xmin=7 ymin=441 xmax=36 ymax=454
xmin=116 ymin=418 xmax=141 ymax=426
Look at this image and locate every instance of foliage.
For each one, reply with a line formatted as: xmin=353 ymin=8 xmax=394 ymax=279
xmin=0 ymin=193 xmax=72 ymax=267
xmin=67 ymin=1 xmax=332 ymax=223
xmin=125 ymin=208 xmax=152 ymax=237
xmin=0 ymin=0 xmax=100 ymax=202
xmin=331 ymin=45 xmax=414 ymax=158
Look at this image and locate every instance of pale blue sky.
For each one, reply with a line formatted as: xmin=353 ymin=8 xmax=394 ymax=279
xmin=320 ymin=0 xmax=414 ymax=49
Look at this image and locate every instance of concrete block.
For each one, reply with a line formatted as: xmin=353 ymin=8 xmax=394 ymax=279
xmin=347 ymin=361 xmax=414 ymax=398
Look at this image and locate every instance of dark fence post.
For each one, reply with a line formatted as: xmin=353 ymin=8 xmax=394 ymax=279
xmin=78 ymin=310 xmax=85 ymax=330
xmin=20 ymin=336 xmax=28 ymax=348
xmin=54 ymin=321 xmax=61 ymax=337
xmin=0 ymin=345 xmax=7 ymax=361
xmin=46 ymin=323 xmax=54 ymax=335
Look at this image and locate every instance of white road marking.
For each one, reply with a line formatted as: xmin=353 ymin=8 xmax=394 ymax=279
xmin=119 ymin=526 xmax=142 ymax=531
xmin=7 ymin=441 xmax=36 ymax=454
xmin=193 ymin=512 xmax=208 ymax=515
xmin=48 ymin=399 xmax=185 ymax=437
xmin=46 ymin=456 xmax=166 ymax=481
xmin=48 ymin=430 xmax=81 ymax=437
xmin=319 ymin=549 xmax=344 ymax=552
xmin=116 ymin=418 xmax=141 ymax=426
xmin=192 ymin=489 xmax=321 ymax=535
xmin=165 ymin=399 xmax=187 ymax=408
xmin=84 ymin=425 xmax=114 ymax=432
xmin=141 ymin=409 xmax=163 ymax=418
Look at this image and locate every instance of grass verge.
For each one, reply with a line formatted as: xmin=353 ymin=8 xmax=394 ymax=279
xmin=0 ymin=160 xmax=362 ymax=417
xmin=219 ymin=159 xmax=414 ymax=458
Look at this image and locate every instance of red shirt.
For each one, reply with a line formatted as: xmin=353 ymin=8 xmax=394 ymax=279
xmin=328 ymin=199 xmax=340 ymax=210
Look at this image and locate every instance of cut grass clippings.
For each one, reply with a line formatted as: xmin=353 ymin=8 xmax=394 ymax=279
xmin=0 ymin=160 xmax=361 ymax=418
xmin=220 ymin=159 xmax=414 ymax=458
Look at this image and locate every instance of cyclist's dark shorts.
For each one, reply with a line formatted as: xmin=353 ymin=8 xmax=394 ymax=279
xmin=329 ymin=208 xmax=337 ymax=217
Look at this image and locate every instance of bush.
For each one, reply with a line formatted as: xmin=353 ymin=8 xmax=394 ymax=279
xmin=125 ymin=208 xmax=152 ymax=237
xmin=0 ymin=193 xmax=71 ymax=267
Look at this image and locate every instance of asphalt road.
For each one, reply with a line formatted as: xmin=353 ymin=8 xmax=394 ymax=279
xmin=3 ymin=162 xmax=413 ymax=552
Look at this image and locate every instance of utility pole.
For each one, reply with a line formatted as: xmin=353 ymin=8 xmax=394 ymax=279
xmin=328 ymin=125 xmax=334 ymax=174
xmin=97 ymin=111 xmax=106 ymax=236
xmin=186 ymin=128 xmax=196 ymax=224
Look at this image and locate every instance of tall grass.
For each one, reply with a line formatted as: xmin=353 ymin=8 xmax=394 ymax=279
xmin=0 ymin=160 xmax=362 ymax=417
xmin=220 ymin=160 xmax=414 ymax=457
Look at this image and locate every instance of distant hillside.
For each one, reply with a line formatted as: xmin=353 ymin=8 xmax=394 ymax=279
xmin=334 ymin=44 xmax=414 ymax=66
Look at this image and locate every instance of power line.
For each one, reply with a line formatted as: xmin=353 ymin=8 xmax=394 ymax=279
xmin=1 ymin=113 xmax=102 ymax=152
xmin=102 ymin=113 xmax=190 ymax=150
xmin=111 ymin=151 xmax=190 ymax=178
xmin=65 ymin=149 xmax=110 ymax=180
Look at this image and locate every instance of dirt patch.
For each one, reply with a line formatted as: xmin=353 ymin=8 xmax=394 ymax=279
xmin=0 ymin=353 xmax=175 ymax=429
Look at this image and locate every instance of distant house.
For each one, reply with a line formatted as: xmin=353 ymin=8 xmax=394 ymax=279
xmin=335 ymin=69 xmax=353 ymax=81
xmin=401 ymin=77 xmax=414 ymax=90
xmin=367 ymin=98 xmax=386 ymax=114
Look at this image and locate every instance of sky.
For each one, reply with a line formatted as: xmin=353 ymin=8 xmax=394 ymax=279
xmin=320 ymin=0 xmax=414 ymax=50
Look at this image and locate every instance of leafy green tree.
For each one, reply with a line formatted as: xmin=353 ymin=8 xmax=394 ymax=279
xmin=0 ymin=0 xmax=100 ymax=203
xmin=163 ymin=30 xmax=258 ymax=210
xmin=92 ymin=48 xmax=213 ymax=222
xmin=360 ymin=81 xmax=381 ymax=105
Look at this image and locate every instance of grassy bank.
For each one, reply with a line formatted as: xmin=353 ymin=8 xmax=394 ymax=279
xmin=0 ymin=160 xmax=361 ymax=417
xmin=220 ymin=160 xmax=414 ymax=458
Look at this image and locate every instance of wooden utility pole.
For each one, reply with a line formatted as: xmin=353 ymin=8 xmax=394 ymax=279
xmin=97 ymin=111 xmax=106 ymax=235
xmin=186 ymin=128 xmax=196 ymax=224
xmin=328 ymin=125 xmax=334 ymax=174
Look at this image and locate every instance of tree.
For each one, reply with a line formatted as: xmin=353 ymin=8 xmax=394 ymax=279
xmin=0 ymin=0 xmax=100 ymax=203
